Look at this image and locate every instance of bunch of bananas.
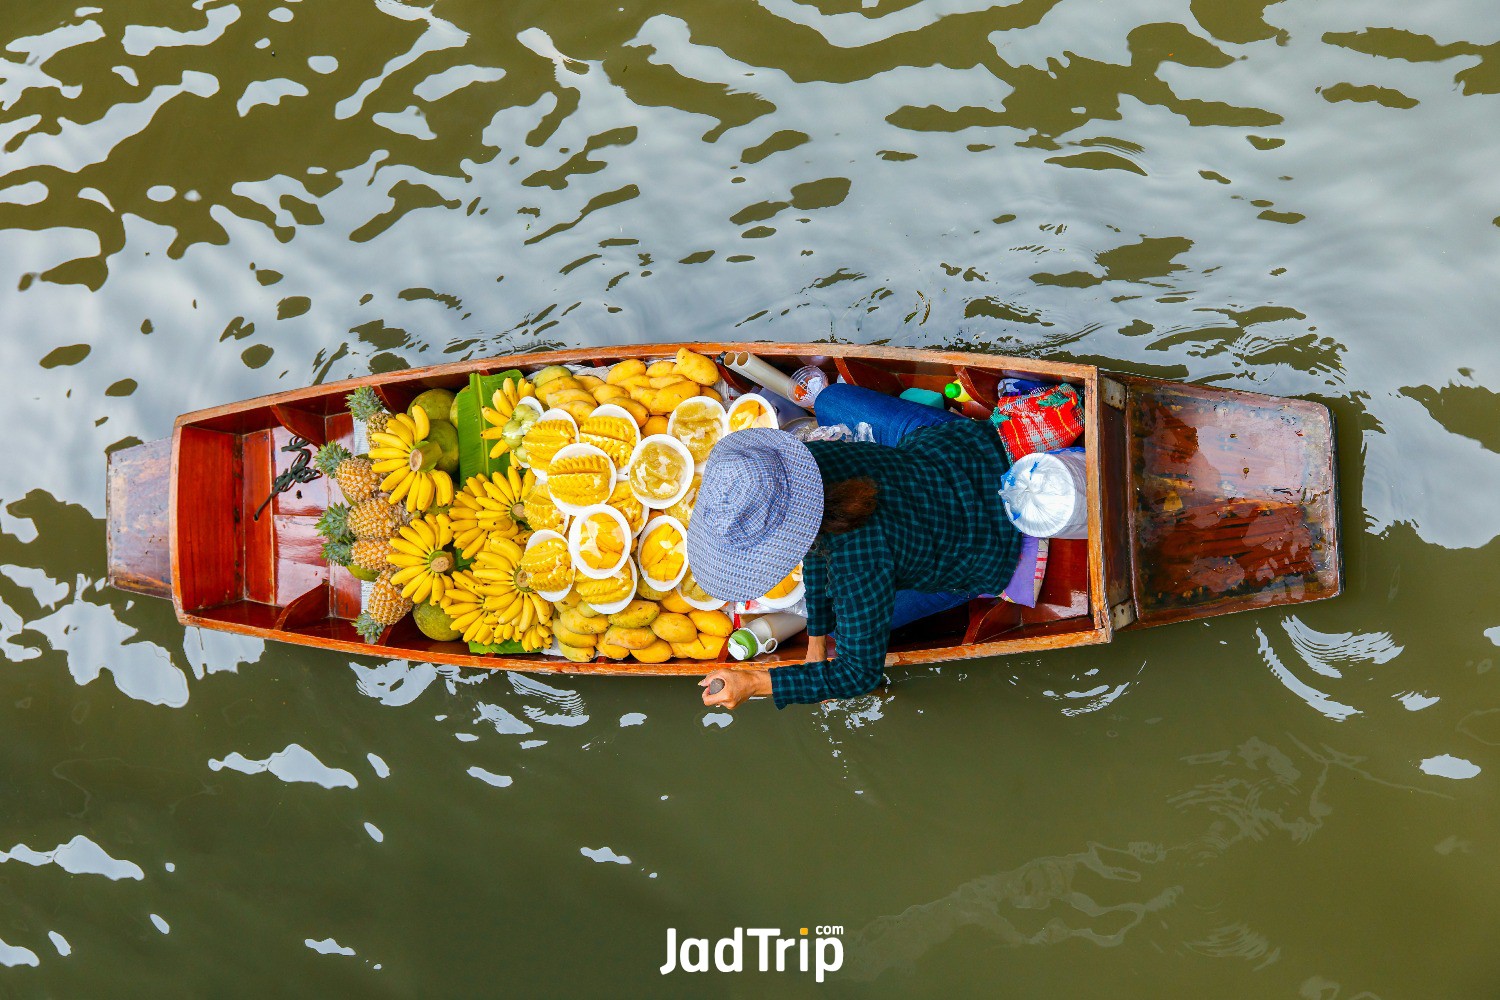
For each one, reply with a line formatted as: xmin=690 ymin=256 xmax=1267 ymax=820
xmin=369 ymin=407 xmax=455 ymax=513
xmin=449 ymin=467 xmax=533 ymax=559
xmin=387 ymin=513 xmax=458 ymax=604
xmin=441 ymin=536 xmax=554 ymax=650
xmin=548 ymin=450 xmax=613 ymax=507
xmin=480 ymin=378 xmax=536 ymax=459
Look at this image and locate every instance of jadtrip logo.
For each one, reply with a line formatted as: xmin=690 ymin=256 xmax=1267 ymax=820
xmin=660 ymin=926 xmax=845 ymax=983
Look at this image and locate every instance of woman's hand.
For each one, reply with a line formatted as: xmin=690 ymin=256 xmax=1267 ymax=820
xmin=700 ymin=669 xmax=770 ymax=709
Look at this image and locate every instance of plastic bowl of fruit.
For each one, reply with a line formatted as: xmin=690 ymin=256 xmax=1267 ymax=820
xmin=521 ymin=408 xmax=579 ymax=478
xmin=667 ymin=396 xmax=728 ymax=466
xmin=756 ymin=563 xmax=805 ymax=610
xmin=568 ymin=504 xmax=632 ymax=580
xmin=577 ymin=403 xmax=640 ymax=470
xmin=725 ymin=393 xmax=778 ymax=432
xmin=676 ymin=564 xmax=727 ymax=612
xmin=574 ymin=558 xmax=637 ymax=616
xmin=547 ymin=443 xmax=617 ymax=516
xmin=521 ymin=529 xmax=576 ymax=603
xmin=637 ymin=514 xmax=688 ymax=592
xmin=626 ymin=434 xmax=694 ymax=510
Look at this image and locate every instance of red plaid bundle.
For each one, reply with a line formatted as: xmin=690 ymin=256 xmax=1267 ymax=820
xmin=989 ymin=384 xmax=1083 ymax=461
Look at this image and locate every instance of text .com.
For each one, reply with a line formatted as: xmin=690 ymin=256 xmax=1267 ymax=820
xmin=660 ymin=926 xmax=845 ymax=982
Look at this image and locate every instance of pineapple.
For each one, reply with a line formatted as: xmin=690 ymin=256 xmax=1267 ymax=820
xmin=321 ymin=538 xmax=352 ymax=567
xmin=315 ymin=503 xmax=354 ymax=543
xmin=314 ymin=443 xmax=379 ymax=503
xmin=348 ymin=497 xmax=401 ymax=540
xmin=354 ymin=570 xmax=413 ymax=643
xmin=351 ymin=537 xmax=393 ymax=574
xmin=347 ymin=385 xmax=391 ymax=436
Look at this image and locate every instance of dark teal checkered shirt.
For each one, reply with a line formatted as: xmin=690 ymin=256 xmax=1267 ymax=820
xmin=771 ymin=419 xmax=1022 ymax=708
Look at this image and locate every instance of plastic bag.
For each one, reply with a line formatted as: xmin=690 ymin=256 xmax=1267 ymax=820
xmin=793 ymin=422 xmax=874 ymax=443
xmin=999 ymin=447 xmax=1088 ymax=539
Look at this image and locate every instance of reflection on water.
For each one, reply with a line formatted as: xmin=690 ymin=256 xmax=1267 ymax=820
xmin=3 ymin=0 xmax=1500 ymax=994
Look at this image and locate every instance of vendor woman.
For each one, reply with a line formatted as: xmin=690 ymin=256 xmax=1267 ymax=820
xmin=688 ymin=384 xmax=1022 ymax=709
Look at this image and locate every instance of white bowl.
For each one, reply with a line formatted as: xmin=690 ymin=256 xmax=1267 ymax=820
xmin=755 ymin=564 xmax=805 ymax=610
xmin=667 ymin=396 xmax=728 ymax=467
xmin=624 ymin=434 xmax=695 ymax=510
xmin=524 ymin=408 xmax=579 ymax=480
xmin=578 ymin=403 xmax=640 ymax=466
xmin=725 ymin=392 xmax=779 ymax=432
xmin=511 ymin=395 xmax=544 ymax=420
xmin=637 ymin=514 xmax=688 ymax=592
xmin=523 ymin=529 xmax=575 ymax=603
xmin=547 ymin=442 xmax=617 ymax=516
xmin=677 ymin=569 xmax=728 ymax=612
xmin=580 ymin=559 xmax=637 ymax=616
xmin=567 ymin=504 xmax=632 ymax=580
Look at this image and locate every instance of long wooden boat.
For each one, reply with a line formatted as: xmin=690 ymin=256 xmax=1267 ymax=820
xmin=106 ymin=344 xmax=1341 ymax=676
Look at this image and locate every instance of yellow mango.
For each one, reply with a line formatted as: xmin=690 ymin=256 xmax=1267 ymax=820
xmin=631 ymin=638 xmax=673 ymax=663
xmin=660 ymin=590 xmax=693 ymax=614
xmin=647 ymin=360 xmax=678 ymax=378
xmin=597 ymin=641 xmax=630 ymax=660
xmin=553 ymin=622 xmax=598 ymax=648
xmin=636 ymin=578 xmax=671 ymax=601
xmin=675 ymin=348 xmax=720 ymax=386
xmin=616 ymin=397 xmax=650 ymax=427
xmin=606 ymin=359 xmax=646 ymax=384
xmin=697 ymin=387 xmax=723 ymax=406
xmin=602 ymin=625 xmax=656 ymax=650
xmin=576 ymin=374 xmax=605 ymax=391
xmin=671 ymin=634 xmax=727 ymax=660
xmin=558 ymin=642 xmax=596 ymax=663
xmin=651 ymin=380 xmax=697 ymax=414
xmin=559 ymin=607 xmax=607 ymax=635
xmin=689 ymin=609 xmax=733 ymax=637
xmin=650 ymin=612 xmax=697 ymax=643
xmin=607 ymin=599 xmax=660 ymax=629
xmin=644 ymin=415 xmax=669 ymax=437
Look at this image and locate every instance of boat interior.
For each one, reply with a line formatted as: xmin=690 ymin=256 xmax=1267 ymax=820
xmin=164 ymin=344 xmax=1115 ymax=671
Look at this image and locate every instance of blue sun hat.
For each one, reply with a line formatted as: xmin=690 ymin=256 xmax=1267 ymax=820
xmin=685 ymin=428 xmax=825 ymax=602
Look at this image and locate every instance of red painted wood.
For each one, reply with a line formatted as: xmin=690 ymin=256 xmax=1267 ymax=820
xmin=835 ymin=357 xmax=904 ymax=396
xmin=271 ymin=404 xmax=327 ymax=446
xmin=241 ymin=430 xmax=277 ymax=605
xmin=174 ymin=427 xmax=243 ymax=611
xmin=275 ymin=584 xmax=331 ymax=630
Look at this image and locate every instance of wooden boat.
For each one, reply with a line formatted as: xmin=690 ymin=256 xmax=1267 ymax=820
xmin=106 ymin=344 xmax=1341 ymax=676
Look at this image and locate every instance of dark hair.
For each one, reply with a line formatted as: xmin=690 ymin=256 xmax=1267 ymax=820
xmin=820 ymin=477 xmax=878 ymax=536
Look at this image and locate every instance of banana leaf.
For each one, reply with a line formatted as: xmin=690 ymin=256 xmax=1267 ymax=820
xmin=468 ymin=638 xmax=525 ymax=655
xmin=454 ymin=369 xmax=523 ymax=485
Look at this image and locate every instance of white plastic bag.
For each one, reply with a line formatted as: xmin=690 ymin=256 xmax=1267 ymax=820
xmin=793 ymin=422 xmax=874 ymax=443
xmin=999 ymin=447 xmax=1088 ymax=538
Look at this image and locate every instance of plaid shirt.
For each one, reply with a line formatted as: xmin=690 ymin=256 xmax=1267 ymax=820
xmin=770 ymin=419 xmax=1022 ymax=708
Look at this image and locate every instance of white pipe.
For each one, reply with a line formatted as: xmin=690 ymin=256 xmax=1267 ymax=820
xmin=720 ymin=352 xmax=803 ymax=408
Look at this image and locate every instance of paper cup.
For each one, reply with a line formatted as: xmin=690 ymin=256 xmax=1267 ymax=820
xmin=547 ymin=442 xmax=617 ymax=516
xmin=523 ymin=529 xmax=575 ymax=603
xmin=637 ymin=514 xmax=688 ymax=592
xmin=568 ymin=504 xmax=632 ymax=580
xmin=625 ymin=434 xmax=694 ymax=510
xmin=725 ymin=392 xmax=779 ymax=432
xmin=580 ymin=559 xmax=637 ymax=616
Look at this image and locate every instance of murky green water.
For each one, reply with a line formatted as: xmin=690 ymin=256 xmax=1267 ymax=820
xmin=3 ymin=0 xmax=1499 ymax=995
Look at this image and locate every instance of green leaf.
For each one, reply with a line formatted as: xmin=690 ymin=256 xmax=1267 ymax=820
xmin=468 ymin=638 xmax=526 ymax=655
xmin=454 ymin=369 xmax=523 ymax=485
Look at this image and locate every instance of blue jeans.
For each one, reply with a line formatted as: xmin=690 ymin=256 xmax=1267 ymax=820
xmin=814 ymin=384 xmax=974 ymax=628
